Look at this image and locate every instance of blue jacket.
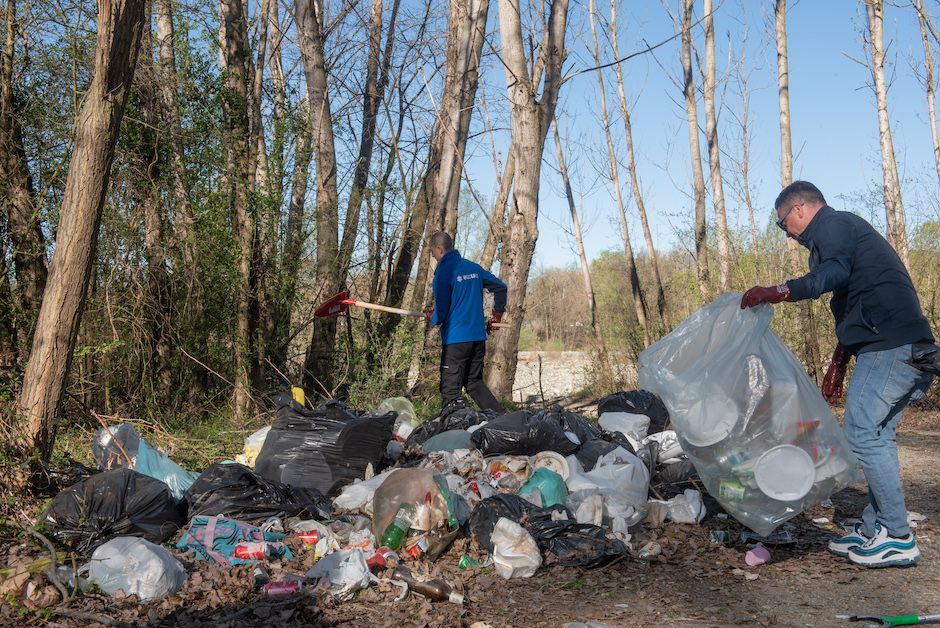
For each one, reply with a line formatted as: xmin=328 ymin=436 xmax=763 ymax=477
xmin=786 ymin=205 xmax=933 ymax=355
xmin=431 ymin=250 xmax=507 ymax=345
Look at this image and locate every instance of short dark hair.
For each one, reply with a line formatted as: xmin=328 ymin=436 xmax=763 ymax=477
xmin=430 ymin=231 xmax=454 ymax=252
xmin=775 ymin=180 xmax=826 ymax=211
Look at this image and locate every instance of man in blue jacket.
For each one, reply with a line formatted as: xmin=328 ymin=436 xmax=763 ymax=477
xmin=426 ymin=231 xmax=506 ymax=414
xmin=741 ymin=181 xmax=934 ymax=568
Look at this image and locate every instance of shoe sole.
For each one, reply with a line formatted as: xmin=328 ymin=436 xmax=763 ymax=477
xmin=850 ymin=555 xmax=919 ymax=568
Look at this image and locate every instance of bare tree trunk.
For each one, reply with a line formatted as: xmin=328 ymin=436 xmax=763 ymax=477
xmin=703 ymin=0 xmax=730 ymax=293
xmin=17 ymin=0 xmax=144 ymax=459
xmin=220 ymin=0 xmax=254 ymax=418
xmin=137 ymin=6 xmax=173 ymax=404
xmin=587 ymin=0 xmax=649 ymax=348
xmin=681 ymin=0 xmax=710 ymax=303
xmin=915 ymin=0 xmax=940 ymax=188
xmin=296 ymin=0 xmax=341 ymax=397
xmin=609 ymin=0 xmax=670 ymax=332
xmin=866 ymin=0 xmax=909 ymax=270
xmin=776 ymin=0 xmax=819 ymax=383
xmin=0 ymin=0 xmax=47 ymax=356
xmin=552 ymin=119 xmax=613 ymax=381
xmin=481 ymin=147 xmax=513 ymax=272
xmin=485 ymin=0 xmax=570 ymax=400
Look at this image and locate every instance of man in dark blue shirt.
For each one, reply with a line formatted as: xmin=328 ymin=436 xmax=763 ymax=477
xmin=427 ymin=231 xmax=506 ymax=414
xmin=741 ymin=181 xmax=934 ymax=568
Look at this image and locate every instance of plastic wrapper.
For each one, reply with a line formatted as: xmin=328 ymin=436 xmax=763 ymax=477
xmin=254 ymin=399 xmax=395 ymax=496
xmin=87 ymin=536 xmax=187 ymax=601
xmin=563 ymin=488 xmax=646 ymax=528
xmin=518 ymin=468 xmax=568 ymax=507
xmin=38 ymin=468 xmax=185 ymax=553
xmin=92 ymin=424 xmax=199 ymax=502
xmin=490 ymin=518 xmax=541 ymax=579
xmin=637 ymin=293 xmax=862 ymax=535
xmin=370 ymin=468 xmax=449 ymax=541
xmin=234 ymin=426 xmax=271 ymax=468
xmin=183 ymin=462 xmax=330 ymax=523
xmin=377 ymin=397 xmax=420 ymax=440
xmin=470 ymin=409 xmax=579 ymax=456
xmin=564 ymin=447 xmax=649 ymax=510
xmin=305 ymin=548 xmax=373 ymax=601
xmin=332 ymin=472 xmax=390 ymax=515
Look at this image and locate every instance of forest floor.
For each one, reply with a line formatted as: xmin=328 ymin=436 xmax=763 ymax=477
xmin=2 ymin=402 xmax=940 ymax=627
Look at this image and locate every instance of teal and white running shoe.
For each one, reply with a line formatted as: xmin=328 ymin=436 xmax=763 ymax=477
xmin=828 ymin=521 xmax=870 ymax=557
xmin=847 ymin=523 xmax=920 ymax=568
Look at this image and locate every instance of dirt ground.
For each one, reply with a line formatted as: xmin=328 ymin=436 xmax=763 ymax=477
xmin=2 ymin=410 xmax=940 ymax=628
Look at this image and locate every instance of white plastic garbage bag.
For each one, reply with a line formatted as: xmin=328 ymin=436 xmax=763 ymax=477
xmin=305 ymin=548 xmax=373 ymax=601
xmin=87 ymin=537 xmax=187 ymax=601
xmin=490 ymin=517 xmax=541 ymax=579
xmin=637 ymin=293 xmax=862 ymax=535
xmin=234 ymin=425 xmax=271 ymax=468
xmin=646 ymin=488 xmax=706 ymax=524
xmin=564 ymin=446 xmax=649 ymax=509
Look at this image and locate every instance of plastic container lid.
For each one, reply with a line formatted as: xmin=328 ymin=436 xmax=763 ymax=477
xmin=754 ymin=445 xmax=815 ymax=501
xmin=814 ymin=454 xmax=849 ymax=482
xmin=532 ymin=451 xmax=570 ymax=481
xmin=682 ymin=395 xmax=739 ymax=447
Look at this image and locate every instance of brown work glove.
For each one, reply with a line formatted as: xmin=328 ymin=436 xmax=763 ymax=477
xmin=740 ymin=283 xmax=794 ymax=309
xmin=486 ymin=310 xmax=503 ymax=334
xmin=821 ymin=344 xmax=852 ymax=404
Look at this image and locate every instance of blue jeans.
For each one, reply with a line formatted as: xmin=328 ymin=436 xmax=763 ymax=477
xmin=842 ymin=344 xmax=934 ymax=538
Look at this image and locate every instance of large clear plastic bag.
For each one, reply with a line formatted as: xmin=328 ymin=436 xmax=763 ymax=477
xmin=637 ymin=293 xmax=862 ymax=535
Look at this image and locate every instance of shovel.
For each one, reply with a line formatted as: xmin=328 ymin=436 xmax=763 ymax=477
xmin=314 ymin=291 xmax=508 ymax=327
xmin=837 ymin=614 xmax=940 ymax=627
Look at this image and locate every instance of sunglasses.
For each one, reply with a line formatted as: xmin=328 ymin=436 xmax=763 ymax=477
xmin=776 ymin=203 xmax=801 ymax=231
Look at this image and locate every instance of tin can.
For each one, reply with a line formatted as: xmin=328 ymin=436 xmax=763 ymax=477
xmin=297 ymin=530 xmax=319 ymax=546
xmin=375 ymin=546 xmax=400 ymax=569
xmin=718 ymin=478 xmax=746 ymax=503
xmin=262 ymin=579 xmax=302 ymax=600
xmin=234 ymin=542 xmax=271 ymax=560
xmin=708 ymin=530 xmax=731 ymax=544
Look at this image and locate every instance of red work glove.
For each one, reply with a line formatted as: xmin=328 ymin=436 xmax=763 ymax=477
xmin=740 ymin=283 xmax=794 ymax=309
xmin=425 ymin=308 xmax=434 ymax=323
xmin=821 ymin=344 xmax=852 ymax=404
xmin=486 ymin=310 xmax=503 ymax=334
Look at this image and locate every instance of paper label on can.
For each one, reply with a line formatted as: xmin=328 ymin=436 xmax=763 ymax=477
xmin=718 ymin=479 xmax=746 ymax=502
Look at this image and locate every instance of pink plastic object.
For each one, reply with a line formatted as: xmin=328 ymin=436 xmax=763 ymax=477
xmin=745 ymin=544 xmax=771 ymax=566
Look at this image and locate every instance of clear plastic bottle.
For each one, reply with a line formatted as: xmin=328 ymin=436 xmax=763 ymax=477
xmin=392 ymin=565 xmax=464 ymax=604
xmin=380 ymin=503 xmax=417 ymax=551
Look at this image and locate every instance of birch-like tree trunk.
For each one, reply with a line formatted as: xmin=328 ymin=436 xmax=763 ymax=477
xmin=552 ymin=119 xmax=613 ymax=381
xmin=866 ymin=0 xmax=909 ymax=270
xmin=915 ymin=0 xmax=940 ymax=188
xmin=485 ymin=0 xmax=570 ymax=400
xmin=17 ymin=0 xmax=145 ymax=459
xmin=776 ymin=0 xmax=820 ymax=383
xmin=681 ymin=0 xmax=710 ymax=303
xmin=703 ymin=0 xmax=730 ymax=292
xmin=609 ymin=0 xmax=670 ymax=331
xmin=588 ymin=0 xmax=649 ymax=348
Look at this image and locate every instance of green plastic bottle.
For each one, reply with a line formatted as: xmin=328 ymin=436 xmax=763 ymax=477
xmin=432 ymin=473 xmax=459 ymax=529
xmin=380 ymin=503 xmax=417 ymax=551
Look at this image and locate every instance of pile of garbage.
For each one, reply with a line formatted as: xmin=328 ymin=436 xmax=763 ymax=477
xmin=4 ymin=296 xmax=863 ymax=610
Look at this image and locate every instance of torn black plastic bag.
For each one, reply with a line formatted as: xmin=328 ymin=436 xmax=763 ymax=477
xmin=470 ymin=409 xmax=579 ymax=456
xmin=467 ymin=493 xmax=571 ymax=553
xmin=597 ymin=390 xmax=670 ymax=434
xmin=548 ymin=405 xmax=603 ymax=445
xmin=38 ymin=468 xmax=185 ymax=554
xmin=183 ymin=462 xmax=330 ymax=523
xmin=527 ymin=520 xmax=630 ymax=567
xmin=405 ymin=405 xmax=493 ymax=448
xmin=254 ymin=398 xmax=395 ymax=496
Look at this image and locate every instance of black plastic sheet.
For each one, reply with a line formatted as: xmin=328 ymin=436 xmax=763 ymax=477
xmin=597 ymin=390 xmax=670 ymax=433
xmin=38 ymin=468 xmax=185 ymax=553
xmin=405 ymin=404 xmax=493 ymax=448
xmin=183 ymin=462 xmax=330 ymax=523
xmin=254 ymin=398 xmax=395 ymax=496
xmin=527 ymin=519 xmax=630 ymax=567
xmin=467 ymin=493 xmax=569 ymax=553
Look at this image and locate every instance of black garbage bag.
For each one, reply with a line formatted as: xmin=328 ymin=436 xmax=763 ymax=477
xmin=527 ymin=520 xmax=630 ymax=568
xmin=548 ymin=405 xmax=602 ymax=445
xmin=597 ymin=390 xmax=670 ymax=434
xmin=183 ymin=462 xmax=331 ymax=523
xmin=470 ymin=409 xmax=579 ymax=456
xmin=405 ymin=403 xmax=493 ymax=448
xmin=38 ymin=468 xmax=185 ymax=554
xmin=467 ymin=493 xmax=570 ymax=553
xmin=571 ymin=438 xmax=622 ymax=471
xmin=908 ymin=342 xmax=940 ymax=376
xmin=254 ymin=398 xmax=395 ymax=496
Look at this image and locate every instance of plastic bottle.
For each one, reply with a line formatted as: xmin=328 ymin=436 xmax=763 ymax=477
xmin=392 ymin=565 xmax=464 ymax=604
xmin=380 ymin=503 xmax=417 ymax=551
xmin=432 ymin=473 xmax=459 ymax=529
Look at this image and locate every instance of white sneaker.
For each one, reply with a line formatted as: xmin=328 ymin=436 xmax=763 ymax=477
xmin=847 ymin=523 xmax=919 ymax=568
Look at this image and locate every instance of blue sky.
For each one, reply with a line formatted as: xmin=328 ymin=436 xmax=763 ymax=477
xmin=465 ymin=1 xmax=940 ymax=270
